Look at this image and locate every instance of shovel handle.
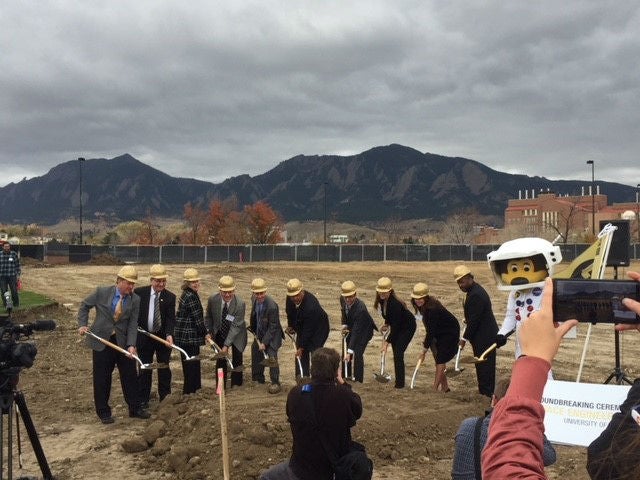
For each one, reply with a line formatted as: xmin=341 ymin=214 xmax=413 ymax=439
xmin=86 ymin=331 xmax=145 ymax=368
xmin=454 ymin=345 xmax=462 ymax=370
xmin=137 ymin=327 xmax=172 ymax=347
xmin=410 ymin=356 xmax=423 ymax=389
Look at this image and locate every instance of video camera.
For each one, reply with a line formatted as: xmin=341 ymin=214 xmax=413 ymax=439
xmin=0 ymin=313 xmax=56 ymax=375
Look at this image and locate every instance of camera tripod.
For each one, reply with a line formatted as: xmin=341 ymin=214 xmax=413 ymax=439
xmin=0 ymin=377 xmax=53 ymax=480
xmin=603 ymin=266 xmax=633 ymax=386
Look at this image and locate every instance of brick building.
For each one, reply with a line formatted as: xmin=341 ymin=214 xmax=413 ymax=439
xmin=504 ymin=187 xmax=640 ymax=242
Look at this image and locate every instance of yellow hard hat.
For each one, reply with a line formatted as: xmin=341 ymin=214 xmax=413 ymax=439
xmin=453 ymin=265 xmax=472 ymax=281
xmin=375 ymin=277 xmax=392 ymax=293
xmin=341 ymin=280 xmax=357 ymax=297
xmin=286 ymin=278 xmax=303 ymax=296
xmin=411 ymin=282 xmax=429 ymax=299
xmin=218 ymin=275 xmax=236 ymax=292
xmin=183 ymin=268 xmax=200 ymax=282
xmin=149 ymin=264 xmax=168 ymax=279
xmin=251 ymin=278 xmax=267 ymax=293
xmin=117 ymin=265 xmax=138 ymax=283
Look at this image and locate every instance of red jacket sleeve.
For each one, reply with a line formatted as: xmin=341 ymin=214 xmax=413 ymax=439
xmin=482 ymin=356 xmax=550 ymax=479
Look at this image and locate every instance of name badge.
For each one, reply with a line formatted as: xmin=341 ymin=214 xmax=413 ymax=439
xmin=225 ymin=314 xmax=235 ymax=322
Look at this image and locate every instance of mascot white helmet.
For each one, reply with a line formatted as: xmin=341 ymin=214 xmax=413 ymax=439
xmin=487 ymin=237 xmax=562 ymax=291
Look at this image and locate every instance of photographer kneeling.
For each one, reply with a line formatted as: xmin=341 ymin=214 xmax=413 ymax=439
xmin=260 ymin=347 xmax=372 ymax=480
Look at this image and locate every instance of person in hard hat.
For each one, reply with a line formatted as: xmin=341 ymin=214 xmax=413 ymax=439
xmin=285 ymin=278 xmax=330 ymax=379
xmin=0 ymin=241 xmax=21 ymax=311
xmin=410 ymin=282 xmax=460 ymax=393
xmin=374 ymin=277 xmax=416 ymax=389
xmin=134 ymin=264 xmax=176 ymax=407
xmin=339 ymin=280 xmax=377 ymax=383
xmin=248 ymin=278 xmax=284 ymax=394
xmin=454 ymin=265 xmax=499 ymax=398
xmin=205 ymin=275 xmax=247 ymax=389
xmin=174 ymin=268 xmax=208 ymax=394
xmin=77 ymin=265 xmax=149 ymax=424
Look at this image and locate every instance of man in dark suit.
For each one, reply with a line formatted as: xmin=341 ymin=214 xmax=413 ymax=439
xmin=77 ymin=265 xmax=149 ymax=424
xmin=285 ymin=278 xmax=330 ymax=379
xmin=454 ymin=265 xmax=499 ymax=398
xmin=248 ymin=278 xmax=284 ymax=393
xmin=205 ymin=275 xmax=247 ymax=388
xmin=134 ymin=264 xmax=176 ymax=407
xmin=340 ymin=280 xmax=377 ymax=383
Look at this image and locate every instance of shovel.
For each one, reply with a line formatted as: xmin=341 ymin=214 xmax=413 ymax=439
xmin=410 ymin=355 xmax=424 ymax=389
xmin=206 ymin=338 xmax=244 ymax=372
xmin=374 ymin=331 xmax=391 ymax=383
xmin=445 ymin=346 xmax=465 ymax=378
xmin=85 ymin=331 xmax=169 ymax=370
xmin=247 ymin=328 xmax=279 ymax=368
xmin=461 ymin=329 xmax=515 ymax=364
xmin=137 ymin=327 xmax=199 ymax=362
xmin=296 ymin=355 xmax=312 ymax=385
xmin=342 ymin=333 xmax=349 ymax=379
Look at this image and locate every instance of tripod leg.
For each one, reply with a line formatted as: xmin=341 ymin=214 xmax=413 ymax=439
xmin=13 ymin=391 xmax=53 ymax=480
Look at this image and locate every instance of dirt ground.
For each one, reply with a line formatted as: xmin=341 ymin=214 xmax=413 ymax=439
xmin=9 ymin=260 xmax=640 ymax=479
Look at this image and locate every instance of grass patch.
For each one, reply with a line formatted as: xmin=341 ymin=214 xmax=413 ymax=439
xmin=1 ymin=290 xmax=56 ymax=314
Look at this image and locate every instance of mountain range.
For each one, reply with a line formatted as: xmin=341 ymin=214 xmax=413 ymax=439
xmin=0 ymin=144 xmax=636 ymax=226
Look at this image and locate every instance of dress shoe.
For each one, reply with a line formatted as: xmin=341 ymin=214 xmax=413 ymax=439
xmin=100 ymin=416 xmax=115 ymax=424
xmin=129 ymin=408 xmax=151 ymax=419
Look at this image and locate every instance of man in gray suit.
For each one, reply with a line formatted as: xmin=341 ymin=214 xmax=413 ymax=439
xmin=205 ymin=275 xmax=247 ymax=388
xmin=77 ymin=265 xmax=149 ymax=424
xmin=248 ymin=278 xmax=284 ymax=393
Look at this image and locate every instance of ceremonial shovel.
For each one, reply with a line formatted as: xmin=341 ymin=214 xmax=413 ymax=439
xmin=285 ymin=331 xmax=311 ymax=385
xmin=461 ymin=329 xmax=515 ymax=364
xmin=137 ymin=328 xmax=199 ymax=362
xmin=410 ymin=355 xmax=423 ymax=389
xmin=247 ymin=328 xmax=279 ymax=368
xmin=445 ymin=346 xmax=465 ymax=378
xmin=206 ymin=338 xmax=244 ymax=372
xmin=85 ymin=331 xmax=169 ymax=370
xmin=374 ymin=331 xmax=391 ymax=383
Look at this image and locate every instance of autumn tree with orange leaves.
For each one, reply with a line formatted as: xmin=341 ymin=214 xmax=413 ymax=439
xmin=243 ymin=201 xmax=283 ymax=244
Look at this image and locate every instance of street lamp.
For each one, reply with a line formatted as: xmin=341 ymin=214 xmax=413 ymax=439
xmin=636 ymin=183 xmax=640 ymax=244
xmin=78 ymin=157 xmax=85 ymax=244
xmin=323 ymin=182 xmax=328 ymax=244
xmin=586 ymin=160 xmax=595 ymax=236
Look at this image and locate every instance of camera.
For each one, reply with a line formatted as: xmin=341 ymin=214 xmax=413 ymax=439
xmin=552 ymin=279 xmax=640 ymax=324
xmin=0 ymin=314 xmax=56 ymax=376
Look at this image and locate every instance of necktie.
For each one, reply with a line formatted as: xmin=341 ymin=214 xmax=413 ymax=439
xmin=153 ymin=293 xmax=161 ymax=332
xmin=222 ymin=302 xmax=228 ymax=321
xmin=114 ymin=295 xmax=123 ymax=321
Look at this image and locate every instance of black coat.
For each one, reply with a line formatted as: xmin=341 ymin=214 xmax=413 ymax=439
xmin=340 ymin=296 xmax=377 ymax=353
xmin=134 ymin=285 xmax=176 ymax=338
xmin=286 ymin=291 xmax=329 ymax=351
xmin=462 ymin=282 xmax=498 ymax=355
xmin=379 ymin=294 xmax=416 ymax=345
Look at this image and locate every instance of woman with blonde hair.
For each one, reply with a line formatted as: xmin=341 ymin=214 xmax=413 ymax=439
xmin=374 ymin=277 xmax=416 ymax=388
xmin=410 ymin=282 xmax=460 ymax=392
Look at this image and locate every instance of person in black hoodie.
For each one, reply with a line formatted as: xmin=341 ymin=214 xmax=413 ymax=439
xmin=285 ymin=278 xmax=329 ymax=379
xmin=373 ymin=277 xmax=416 ymax=389
xmin=340 ymin=280 xmax=377 ymax=383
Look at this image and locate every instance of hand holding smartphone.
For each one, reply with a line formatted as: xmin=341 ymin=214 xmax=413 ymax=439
xmin=552 ymin=279 xmax=640 ymax=324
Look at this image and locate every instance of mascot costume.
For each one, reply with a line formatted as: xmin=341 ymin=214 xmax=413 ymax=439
xmin=487 ymin=237 xmax=562 ymax=358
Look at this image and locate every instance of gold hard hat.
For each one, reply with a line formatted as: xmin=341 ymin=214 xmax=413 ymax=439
xmin=117 ymin=265 xmax=138 ymax=283
xmin=286 ymin=278 xmax=303 ymax=296
xmin=183 ymin=268 xmax=200 ymax=282
xmin=375 ymin=277 xmax=392 ymax=293
xmin=411 ymin=282 xmax=430 ymax=299
xmin=453 ymin=265 xmax=472 ymax=281
xmin=340 ymin=280 xmax=357 ymax=297
xmin=251 ymin=278 xmax=267 ymax=293
xmin=218 ymin=275 xmax=236 ymax=292
xmin=149 ymin=264 xmax=168 ymax=279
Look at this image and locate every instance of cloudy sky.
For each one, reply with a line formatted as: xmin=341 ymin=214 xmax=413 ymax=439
xmin=2 ymin=1 xmax=639 ymax=189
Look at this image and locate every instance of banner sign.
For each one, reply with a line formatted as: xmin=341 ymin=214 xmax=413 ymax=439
xmin=542 ymin=380 xmax=630 ymax=446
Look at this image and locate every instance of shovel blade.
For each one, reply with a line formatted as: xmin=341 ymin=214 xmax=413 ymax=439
xmin=296 ymin=376 xmax=312 ymax=386
xmin=374 ymin=373 xmax=391 ymax=384
xmin=142 ymin=362 xmax=170 ymax=369
xmin=261 ymin=358 xmax=279 ymax=368
xmin=445 ymin=367 xmax=465 ymax=378
xmin=183 ymin=356 xmax=200 ymax=362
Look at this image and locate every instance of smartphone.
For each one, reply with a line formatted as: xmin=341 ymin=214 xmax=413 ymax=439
xmin=552 ymin=279 xmax=640 ymax=324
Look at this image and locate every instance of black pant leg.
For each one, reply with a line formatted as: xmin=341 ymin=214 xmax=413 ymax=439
xmin=182 ymin=345 xmax=202 ymax=394
xmin=391 ymin=331 xmax=412 ymax=388
xmin=116 ymin=350 xmax=139 ymax=412
xmin=475 ymin=349 xmax=496 ymax=397
xmin=155 ymin=343 xmax=172 ymax=400
xmin=230 ymin=344 xmax=243 ymax=386
xmin=137 ymin=335 xmax=154 ymax=404
xmin=251 ymin=341 xmax=265 ymax=383
xmin=266 ymin=346 xmax=280 ymax=384
xmin=92 ymin=347 xmax=116 ymax=419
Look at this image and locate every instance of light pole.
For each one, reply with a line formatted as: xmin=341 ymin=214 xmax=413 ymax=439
xmin=78 ymin=157 xmax=85 ymax=244
xmin=323 ymin=182 xmax=327 ymax=244
xmin=636 ymin=183 xmax=640 ymax=244
xmin=586 ymin=160 xmax=595 ymax=236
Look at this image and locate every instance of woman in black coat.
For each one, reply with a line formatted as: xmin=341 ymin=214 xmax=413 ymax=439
xmin=410 ymin=282 xmax=460 ymax=392
xmin=373 ymin=277 xmax=416 ymax=389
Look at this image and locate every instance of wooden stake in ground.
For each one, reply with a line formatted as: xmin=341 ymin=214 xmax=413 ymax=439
xmin=217 ymin=367 xmax=230 ymax=480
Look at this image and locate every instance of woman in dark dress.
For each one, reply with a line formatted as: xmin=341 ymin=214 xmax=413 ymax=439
xmin=374 ymin=277 xmax=416 ymax=389
xmin=411 ymin=282 xmax=460 ymax=392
